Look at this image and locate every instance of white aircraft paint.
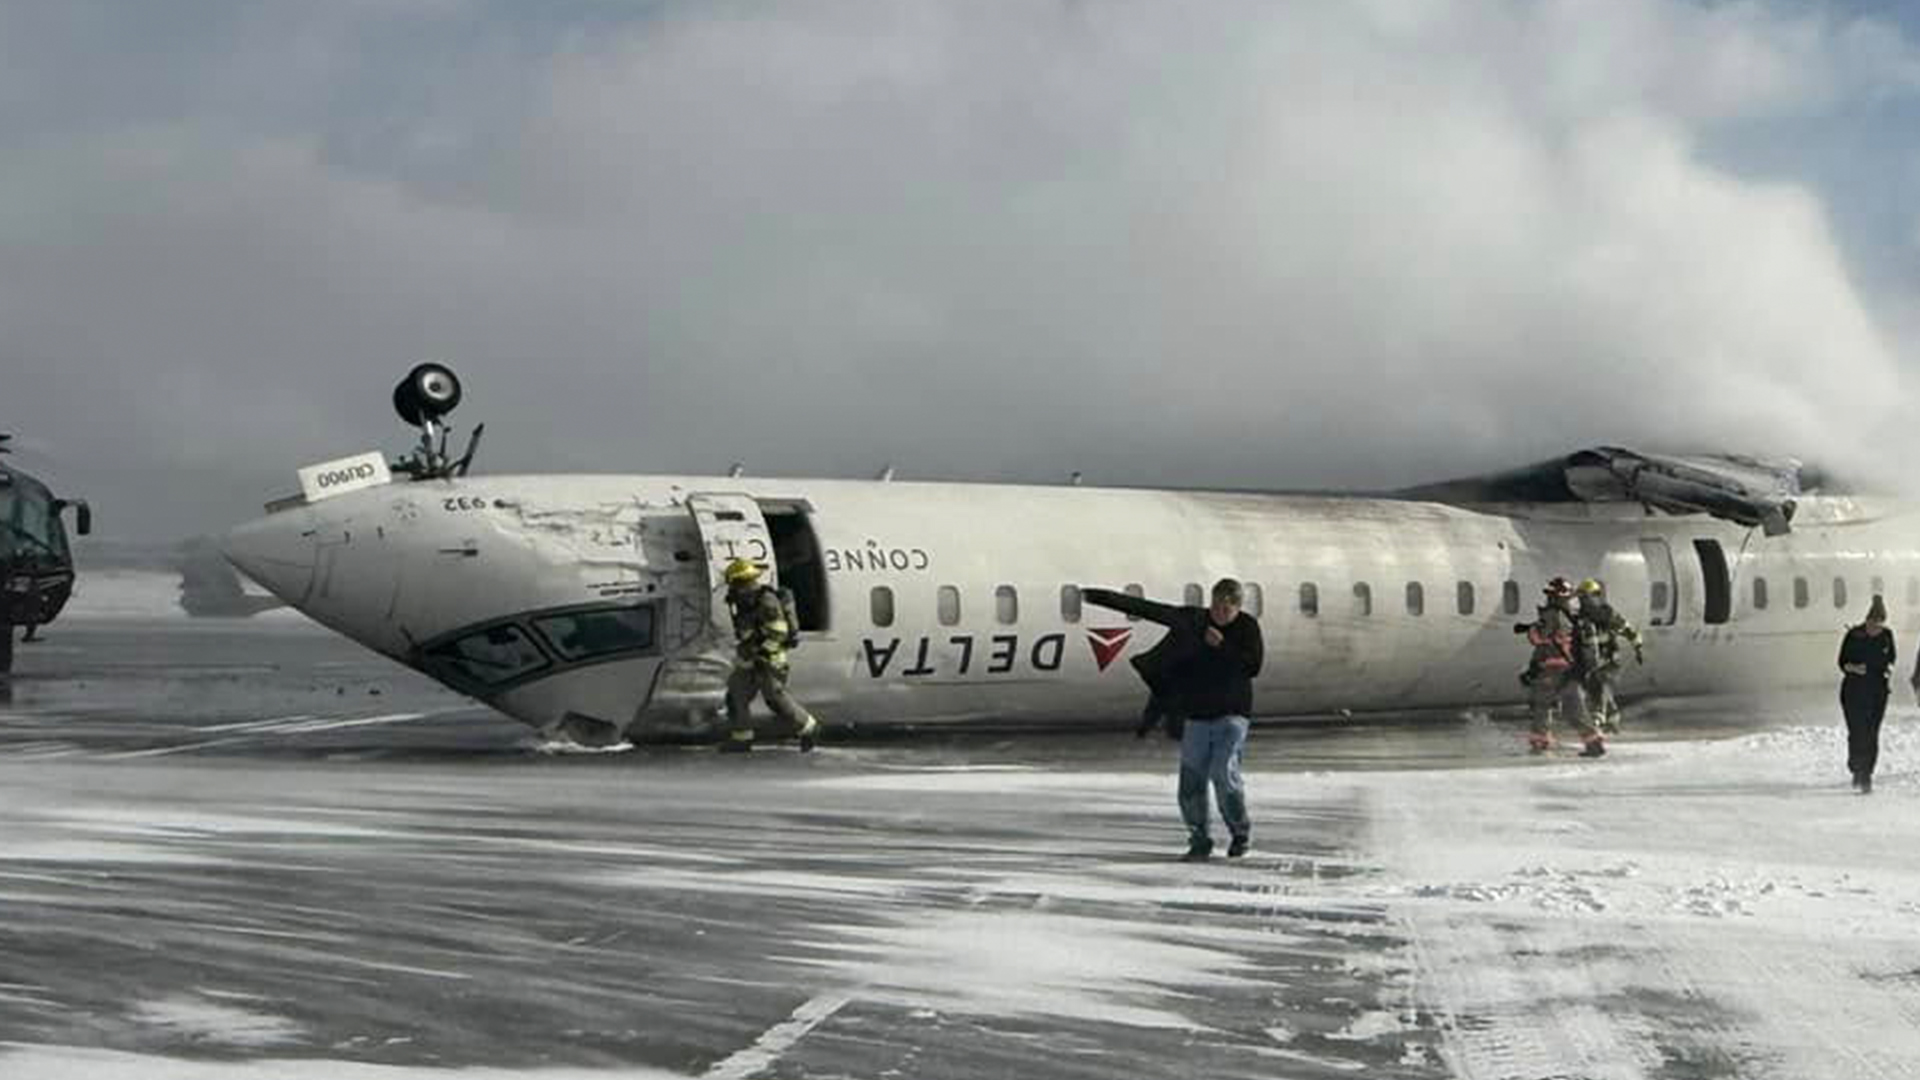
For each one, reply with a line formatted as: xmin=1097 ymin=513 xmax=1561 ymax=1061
xmin=222 ymin=463 xmax=1920 ymax=742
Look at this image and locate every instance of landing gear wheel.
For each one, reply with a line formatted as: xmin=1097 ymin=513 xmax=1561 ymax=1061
xmin=392 ymin=362 xmax=463 ymax=426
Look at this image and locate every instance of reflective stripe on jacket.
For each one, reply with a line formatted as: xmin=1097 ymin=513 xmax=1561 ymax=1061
xmin=1527 ymin=606 xmax=1577 ymax=672
xmin=730 ymin=586 xmax=790 ymax=668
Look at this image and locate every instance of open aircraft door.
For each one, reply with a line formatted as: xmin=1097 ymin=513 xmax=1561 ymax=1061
xmin=633 ymin=492 xmax=778 ymax=737
xmin=685 ymin=492 xmax=778 ymax=639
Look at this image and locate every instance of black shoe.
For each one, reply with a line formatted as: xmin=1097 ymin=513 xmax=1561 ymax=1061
xmin=798 ymin=731 xmax=816 ymax=753
xmin=1579 ymin=739 xmax=1606 ymax=758
xmin=1180 ymin=841 xmax=1213 ymax=862
xmin=1851 ymin=772 xmax=1864 ymax=791
xmin=1227 ymin=835 xmax=1249 ymax=858
xmin=1860 ymin=775 xmax=1873 ymax=795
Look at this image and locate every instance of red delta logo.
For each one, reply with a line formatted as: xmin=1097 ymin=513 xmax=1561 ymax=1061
xmin=1085 ymin=627 xmax=1133 ymax=672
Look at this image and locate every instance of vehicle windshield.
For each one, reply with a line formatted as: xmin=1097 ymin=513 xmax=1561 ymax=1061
xmin=0 ymin=477 xmax=70 ymax=563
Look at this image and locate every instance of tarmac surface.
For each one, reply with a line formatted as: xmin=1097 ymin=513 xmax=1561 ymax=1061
xmin=2 ymin=618 xmax=1915 ymax=1078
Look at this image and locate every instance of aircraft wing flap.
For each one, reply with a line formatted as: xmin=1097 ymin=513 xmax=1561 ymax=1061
xmin=1402 ymin=446 xmax=1803 ymax=534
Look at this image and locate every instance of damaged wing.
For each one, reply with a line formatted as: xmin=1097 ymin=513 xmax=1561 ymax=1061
xmin=1398 ymin=446 xmax=1809 ymax=535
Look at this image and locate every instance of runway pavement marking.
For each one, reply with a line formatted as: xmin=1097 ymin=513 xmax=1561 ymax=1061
xmin=700 ymin=992 xmax=852 ymax=1080
xmin=277 ymin=711 xmax=426 ymax=733
xmin=194 ymin=714 xmax=316 ymax=734
xmin=102 ymin=712 xmax=432 ymax=758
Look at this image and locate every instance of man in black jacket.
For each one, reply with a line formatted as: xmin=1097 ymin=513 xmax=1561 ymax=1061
xmin=1083 ymin=579 xmax=1265 ymax=860
xmin=1130 ymin=628 xmax=1187 ymax=740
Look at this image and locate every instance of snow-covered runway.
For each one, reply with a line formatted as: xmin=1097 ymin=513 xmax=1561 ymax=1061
xmin=3 ymin=618 xmax=1918 ymax=1078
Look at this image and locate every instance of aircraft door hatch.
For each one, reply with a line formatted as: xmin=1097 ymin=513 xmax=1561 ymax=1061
xmin=1692 ymin=539 xmax=1731 ymax=625
xmin=762 ymin=503 xmax=829 ymax=634
xmin=685 ymin=493 xmax=779 ymax=609
xmin=1640 ymin=538 xmax=1677 ymax=627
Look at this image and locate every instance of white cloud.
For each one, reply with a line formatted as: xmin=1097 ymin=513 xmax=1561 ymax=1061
xmin=4 ymin=0 xmax=1919 ymax=535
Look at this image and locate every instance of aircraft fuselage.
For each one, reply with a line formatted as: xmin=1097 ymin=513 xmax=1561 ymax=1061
xmin=222 ymin=473 xmax=1919 ymax=740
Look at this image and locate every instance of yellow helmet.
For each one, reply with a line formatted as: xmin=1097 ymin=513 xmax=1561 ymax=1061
xmin=1577 ymin=578 xmax=1604 ymax=595
xmin=723 ymin=558 xmax=763 ymax=585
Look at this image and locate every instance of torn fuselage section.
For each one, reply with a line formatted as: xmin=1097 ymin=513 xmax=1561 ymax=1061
xmin=1399 ymin=446 xmax=1808 ymax=535
xmin=1565 ymin=448 xmax=1800 ymax=536
xmin=412 ymin=490 xmax=725 ymax=740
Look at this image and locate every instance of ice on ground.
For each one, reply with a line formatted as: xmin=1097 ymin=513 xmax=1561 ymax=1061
xmin=0 ymin=1044 xmax=689 ymax=1079
xmin=805 ymin=910 xmax=1261 ymax=1030
xmin=1355 ymin=715 xmax=1920 ymax=1078
xmin=129 ymin=994 xmax=306 ymax=1048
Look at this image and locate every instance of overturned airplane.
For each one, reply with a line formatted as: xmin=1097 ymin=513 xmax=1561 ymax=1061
xmin=222 ymin=365 xmax=1913 ymax=744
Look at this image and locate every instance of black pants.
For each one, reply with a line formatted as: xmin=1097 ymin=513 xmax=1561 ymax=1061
xmin=1840 ymin=677 xmax=1888 ymax=780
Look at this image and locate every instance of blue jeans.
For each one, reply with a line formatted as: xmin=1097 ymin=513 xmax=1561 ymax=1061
xmin=1178 ymin=716 xmax=1250 ymax=847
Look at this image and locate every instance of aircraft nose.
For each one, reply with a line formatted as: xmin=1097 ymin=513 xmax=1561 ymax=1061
xmin=221 ymin=511 xmax=315 ymax=605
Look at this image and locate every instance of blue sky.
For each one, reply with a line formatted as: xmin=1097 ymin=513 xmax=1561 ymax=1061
xmin=4 ymin=1 xmax=1919 ymax=540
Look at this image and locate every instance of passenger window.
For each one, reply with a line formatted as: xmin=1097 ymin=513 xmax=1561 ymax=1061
xmin=1299 ymin=582 xmax=1319 ymax=617
xmin=1060 ymin=585 xmax=1082 ymax=624
xmin=1457 ymin=581 xmax=1475 ymax=616
xmin=1833 ymin=578 xmax=1848 ymax=610
xmin=1501 ymin=580 xmax=1521 ymax=615
xmin=1406 ymin=582 xmax=1425 ymax=616
xmin=1352 ymin=582 xmax=1372 ymax=617
xmin=938 ymin=585 xmax=962 ymax=626
xmin=1184 ymin=583 xmax=1205 ymax=607
xmin=426 ymin=624 xmax=549 ymax=687
xmin=532 ymin=605 xmax=657 ymax=661
xmin=1793 ymin=577 xmax=1809 ymax=609
xmin=1650 ymin=581 xmax=1670 ymax=615
xmin=1123 ymin=583 xmax=1145 ymax=622
xmin=995 ymin=585 xmax=1019 ymax=625
xmin=871 ymin=586 xmax=895 ymax=628
xmin=1752 ymin=577 xmax=1768 ymax=611
xmin=1242 ymin=583 xmax=1263 ymax=617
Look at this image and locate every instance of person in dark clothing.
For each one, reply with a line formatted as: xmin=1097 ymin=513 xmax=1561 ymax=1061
xmin=1083 ymin=579 xmax=1265 ymax=860
xmin=1839 ymin=595 xmax=1895 ymax=793
xmin=1128 ymin=620 xmax=1191 ymax=741
xmin=1134 ymin=692 xmax=1184 ymax=740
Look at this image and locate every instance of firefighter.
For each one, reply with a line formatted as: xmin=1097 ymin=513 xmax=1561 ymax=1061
xmin=1515 ymin=576 xmax=1604 ymax=757
xmin=720 ymin=558 xmax=819 ymax=753
xmin=1574 ymin=578 xmax=1643 ymax=734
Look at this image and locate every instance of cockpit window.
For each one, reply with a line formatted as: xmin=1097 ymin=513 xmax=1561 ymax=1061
xmin=426 ymin=624 xmax=550 ymax=687
xmin=0 ymin=476 xmax=67 ymax=562
xmin=533 ymin=605 xmax=657 ymax=661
